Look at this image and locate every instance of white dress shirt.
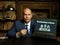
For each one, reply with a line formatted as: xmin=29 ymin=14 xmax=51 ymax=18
xmin=25 ymin=21 xmax=31 ymax=34
xmin=16 ymin=21 xmax=31 ymax=38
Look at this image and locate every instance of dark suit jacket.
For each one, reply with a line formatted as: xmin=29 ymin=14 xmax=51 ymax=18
xmin=7 ymin=20 xmax=35 ymax=38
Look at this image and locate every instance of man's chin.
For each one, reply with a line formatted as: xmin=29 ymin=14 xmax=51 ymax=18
xmin=25 ymin=20 xmax=30 ymax=23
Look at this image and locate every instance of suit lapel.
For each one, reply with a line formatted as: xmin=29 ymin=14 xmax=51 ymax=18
xmin=21 ymin=20 xmax=26 ymax=28
xmin=30 ymin=20 xmax=34 ymax=35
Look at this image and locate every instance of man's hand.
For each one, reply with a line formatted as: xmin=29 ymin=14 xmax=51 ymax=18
xmin=17 ymin=29 xmax=27 ymax=36
xmin=20 ymin=29 xmax=27 ymax=35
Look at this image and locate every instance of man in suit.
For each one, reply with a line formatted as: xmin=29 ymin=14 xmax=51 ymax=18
xmin=7 ymin=8 xmax=35 ymax=38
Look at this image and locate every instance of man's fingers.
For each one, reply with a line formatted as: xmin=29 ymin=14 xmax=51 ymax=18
xmin=21 ymin=29 xmax=27 ymax=33
xmin=20 ymin=29 xmax=27 ymax=35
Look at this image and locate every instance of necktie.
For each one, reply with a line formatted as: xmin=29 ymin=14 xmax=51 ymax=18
xmin=25 ymin=25 xmax=30 ymax=35
xmin=25 ymin=25 xmax=28 ymax=30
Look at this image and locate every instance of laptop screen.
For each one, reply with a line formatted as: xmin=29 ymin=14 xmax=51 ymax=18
xmin=32 ymin=19 xmax=57 ymax=39
xmin=34 ymin=19 xmax=57 ymax=33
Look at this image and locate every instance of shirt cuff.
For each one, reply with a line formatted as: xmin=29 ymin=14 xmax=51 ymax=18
xmin=16 ymin=32 xmax=20 ymax=38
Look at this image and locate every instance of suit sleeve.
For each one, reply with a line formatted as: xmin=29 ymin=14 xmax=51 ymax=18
xmin=7 ymin=21 xmax=23 ymax=38
xmin=7 ymin=23 xmax=17 ymax=38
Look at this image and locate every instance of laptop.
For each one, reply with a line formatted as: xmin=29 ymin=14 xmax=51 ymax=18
xmin=32 ymin=19 xmax=57 ymax=39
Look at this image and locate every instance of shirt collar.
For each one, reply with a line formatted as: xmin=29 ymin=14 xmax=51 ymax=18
xmin=25 ymin=21 xmax=31 ymax=26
